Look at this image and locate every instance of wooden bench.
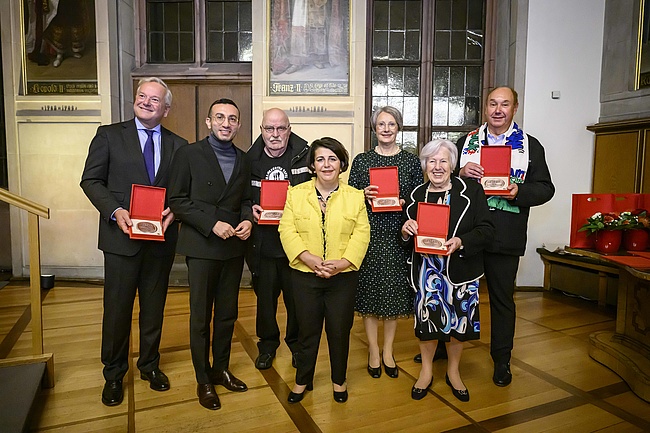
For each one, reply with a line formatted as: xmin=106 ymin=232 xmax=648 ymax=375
xmin=536 ymin=247 xmax=619 ymax=307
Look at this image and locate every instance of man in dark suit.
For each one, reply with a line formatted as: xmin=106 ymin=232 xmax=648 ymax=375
xmin=456 ymin=86 xmax=554 ymax=387
xmin=248 ymin=108 xmax=311 ymax=370
xmin=80 ymin=77 xmax=188 ymax=406
xmin=168 ymin=98 xmax=253 ymax=410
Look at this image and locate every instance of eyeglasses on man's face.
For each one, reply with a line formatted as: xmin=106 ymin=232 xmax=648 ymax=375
xmin=212 ymin=113 xmax=239 ymax=125
xmin=262 ymin=125 xmax=290 ymax=134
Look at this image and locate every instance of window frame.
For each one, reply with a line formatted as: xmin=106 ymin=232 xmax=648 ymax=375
xmin=134 ymin=0 xmax=252 ymax=78
xmin=365 ymin=0 xmax=494 ymax=152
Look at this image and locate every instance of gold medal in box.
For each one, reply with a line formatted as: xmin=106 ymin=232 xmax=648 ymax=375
xmin=129 ymin=185 xmax=166 ymax=241
xmin=414 ymin=202 xmax=450 ymax=255
xmin=369 ymin=166 xmax=401 ymax=212
xmin=480 ymin=145 xmax=511 ymax=195
xmin=259 ymin=180 xmax=290 ymax=225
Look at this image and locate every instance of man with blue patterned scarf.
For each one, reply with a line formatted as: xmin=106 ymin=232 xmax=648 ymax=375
xmin=456 ymin=86 xmax=555 ymax=387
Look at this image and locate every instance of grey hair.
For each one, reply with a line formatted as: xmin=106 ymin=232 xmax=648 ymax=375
xmin=419 ymin=139 xmax=458 ymax=172
xmin=136 ymin=77 xmax=173 ymax=107
xmin=370 ymin=106 xmax=403 ymax=131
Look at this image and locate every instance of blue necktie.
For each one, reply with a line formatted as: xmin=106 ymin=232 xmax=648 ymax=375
xmin=144 ymin=129 xmax=155 ymax=183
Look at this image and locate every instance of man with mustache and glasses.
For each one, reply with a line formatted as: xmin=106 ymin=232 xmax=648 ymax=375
xmin=247 ymin=108 xmax=311 ymax=371
xmin=169 ymin=98 xmax=253 ymax=410
xmin=456 ymin=86 xmax=554 ymax=387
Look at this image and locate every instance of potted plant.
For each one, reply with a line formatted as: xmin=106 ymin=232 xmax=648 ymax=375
xmin=578 ymin=212 xmax=623 ymax=254
xmin=619 ymin=209 xmax=649 ymax=251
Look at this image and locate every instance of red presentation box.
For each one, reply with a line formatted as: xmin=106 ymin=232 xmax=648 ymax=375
xmin=369 ymin=166 xmax=401 ymax=212
xmin=414 ymin=202 xmax=450 ymax=255
xmin=480 ymin=145 xmax=511 ymax=195
xmin=129 ymin=184 xmax=165 ymax=241
xmin=569 ymin=193 xmax=647 ymax=248
xmin=259 ymin=180 xmax=290 ymax=225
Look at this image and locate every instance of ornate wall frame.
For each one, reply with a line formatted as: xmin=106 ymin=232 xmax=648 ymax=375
xmin=21 ymin=0 xmax=98 ymax=95
xmin=268 ymin=0 xmax=350 ymax=96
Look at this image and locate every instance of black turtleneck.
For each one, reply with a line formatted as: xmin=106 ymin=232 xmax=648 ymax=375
xmin=208 ymin=133 xmax=237 ymax=183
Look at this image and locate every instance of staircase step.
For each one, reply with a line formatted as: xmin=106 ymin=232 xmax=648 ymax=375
xmin=0 ymin=362 xmax=46 ymax=433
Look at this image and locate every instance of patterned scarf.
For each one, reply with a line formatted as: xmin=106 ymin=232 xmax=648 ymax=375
xmin=459 ymin=122 xmax=529 ymax=213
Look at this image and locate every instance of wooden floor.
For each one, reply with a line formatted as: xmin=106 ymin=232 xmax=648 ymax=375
xmin=1 ymin=278 xmax=650 ymax=432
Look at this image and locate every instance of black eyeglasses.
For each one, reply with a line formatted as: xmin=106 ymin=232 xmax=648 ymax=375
xmin=262 ymin=125 xmax=290 ymax=134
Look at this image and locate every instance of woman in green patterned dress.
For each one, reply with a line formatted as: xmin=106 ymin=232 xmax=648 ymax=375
xmin=348 ymin=106 xmax=423 ymax=379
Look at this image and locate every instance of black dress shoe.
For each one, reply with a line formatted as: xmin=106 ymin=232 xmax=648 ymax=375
xmin=212 ymin=369 xmax=248 ymax=392
xmin=197 ymin=383 xmax=221 ymax=410
xmin=140 ymin=368 xmax=170 ymax=391
xmin=413 ymin=353 xmax=422 ymax=363
xmin=102 ymin=379 xmax=123 ymax=406
xmin=382 ymin=355 xmax=398 ymax=378
xmin=367 ymin=355 xmax=381 ymax=378
xmin=411 ymin=378 xmax=433 ymax=400
xmin=287 ymin=382 xmax=313 ymax=403
xmin=493 ymin=362 xmax=512 ymax=387
xmin=445 ymin=374 xmax=469 ymax=402
xmin=255 ymin=353 xmax=275 ymax=370
xmin=333 ymin=389 xmax=348 ymax=403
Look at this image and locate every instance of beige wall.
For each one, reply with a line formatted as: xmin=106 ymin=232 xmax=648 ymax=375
xmin=1 ymin=0 xmax=118 ymax=278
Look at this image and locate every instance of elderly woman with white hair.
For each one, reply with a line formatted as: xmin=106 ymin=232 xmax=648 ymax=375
xmin=400 ymin=139 xmax=494 ymax=402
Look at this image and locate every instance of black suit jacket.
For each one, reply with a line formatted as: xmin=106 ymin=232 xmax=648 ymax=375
xmin=80 ymin=119 xmax=188 ymax=257
xmin=168 ymin=137 xmax=253 ymax=260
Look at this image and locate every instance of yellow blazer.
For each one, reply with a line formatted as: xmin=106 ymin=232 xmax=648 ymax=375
xmin=279 ymin=179 xmax=370 ymax=273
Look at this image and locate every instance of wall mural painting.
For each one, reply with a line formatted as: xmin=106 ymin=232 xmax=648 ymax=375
xmin=269 ymin=0 xmax=350 ymax=96
xmin=22 ymin=0 xmax=97 ymax=95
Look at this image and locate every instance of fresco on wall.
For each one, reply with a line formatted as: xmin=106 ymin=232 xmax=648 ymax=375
xmin=269 ymin=0 xmax=350 ymax=96
xmin=639 ymin=0 xmax=650 ymax=89
xmin=22 ymin=0 xmax=97 ymax=95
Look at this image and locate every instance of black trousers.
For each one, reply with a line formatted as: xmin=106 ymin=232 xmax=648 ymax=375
xmin=253 ymin=256 xmax=299 ymax=354
xmin=186 ymin=255 xmax=244 ymax=384
xmin=291 ymin=270 xmax=358 ymax=387
xmin=483 ymin=253 xmax=520 ymax=364
xmin=101 ymin=247 xmax=174 ymax=381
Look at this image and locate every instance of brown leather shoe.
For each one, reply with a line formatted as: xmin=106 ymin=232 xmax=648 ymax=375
xmin=197 ymin=383 xmax=221 ymax=410
xmin=212 ymin=369 xmax=248 ymax=392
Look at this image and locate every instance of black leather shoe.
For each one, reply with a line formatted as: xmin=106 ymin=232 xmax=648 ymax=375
xmin=292 ymin=353 xmax=298 ymax=368
xmin=493 ymin=362 xmax=512 ymax=387
xmin=413 ymin=353 xmax=422 ymax=363
xmin=411 ymin=378 xmax=433 ymax=400
xmin=367 ymin=355 xmax=381 ymax=378
xmin=197 ymin=383 xmax=221 ymax=410
xmin=333 ymin=389 xmax=348 ymax=403
xmin=288 ymin=382 xmax=313 ymax=403
xmin=212 ymin=369 xmax=248 ymax=392
xmin=446 ymin=374 xmax=469 ymax=402
xmin=140 ymin=368 xmax=170 ymax=391
xmin=383 ymin=355 xmax=398 ymax=378
xmin=255 ymin=353 xmax=275 ymax=370
xmin=101 ymin=379 xmax=123 ymax=406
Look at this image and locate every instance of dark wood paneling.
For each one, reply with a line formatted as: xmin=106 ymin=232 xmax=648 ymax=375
xmin=592 ymin=131 xmax=639 ymax=193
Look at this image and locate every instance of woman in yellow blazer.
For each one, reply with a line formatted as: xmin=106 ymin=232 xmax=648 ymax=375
xmin=279 ymin=137 xmax=370 ymax=404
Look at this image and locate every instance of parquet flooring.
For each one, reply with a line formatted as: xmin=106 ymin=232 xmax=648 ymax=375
xmin=1 ymin=278 xmax=649 ymax=432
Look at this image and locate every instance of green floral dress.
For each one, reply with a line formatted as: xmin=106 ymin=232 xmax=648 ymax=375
xmin=348 ymin=149 xmax=423 ymax=319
